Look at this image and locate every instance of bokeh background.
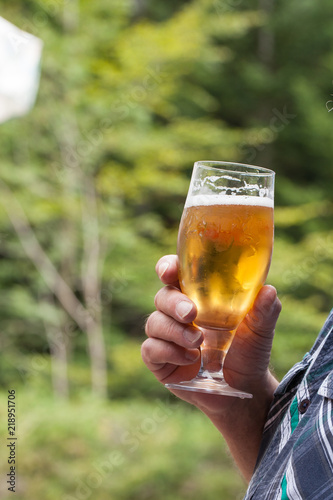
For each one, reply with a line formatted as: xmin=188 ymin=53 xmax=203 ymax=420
xmin=0 ymin=0 xmax=333 ymax=498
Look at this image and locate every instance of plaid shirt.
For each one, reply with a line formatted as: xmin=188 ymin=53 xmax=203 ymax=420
xmin=244 ymin=310 xmax=333 ymax=500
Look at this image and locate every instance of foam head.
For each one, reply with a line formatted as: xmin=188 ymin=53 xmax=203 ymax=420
xmin=185 ymin=194 xmax=274 ymax=209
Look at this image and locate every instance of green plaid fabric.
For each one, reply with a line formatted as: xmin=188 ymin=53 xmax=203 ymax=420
xmin=244 ymin=310 xmax=333 ymax=500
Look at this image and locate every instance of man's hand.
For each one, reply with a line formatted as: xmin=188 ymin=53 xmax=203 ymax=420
xmin=142 ymin=254 xmax=281 ymax=410
xmin=142 ymin=254 xmax=281 ymax=479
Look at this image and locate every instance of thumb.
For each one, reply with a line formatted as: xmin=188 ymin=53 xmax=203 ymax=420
xmin=244 ymin=285 xmax=282 ymax=338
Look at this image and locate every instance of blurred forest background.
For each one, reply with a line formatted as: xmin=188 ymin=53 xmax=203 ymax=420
xmin=0 ymin=0 xmax=333 ymax=499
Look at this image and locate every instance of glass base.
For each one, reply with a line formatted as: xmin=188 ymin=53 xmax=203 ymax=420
xmin=165 ymin=375 xmax=253 ymax=399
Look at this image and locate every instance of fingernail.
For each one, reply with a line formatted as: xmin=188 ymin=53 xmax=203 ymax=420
xmin=158 ymin=261 xmax=170 ymax=278
xmin=185 ymin=349 xmax=200 ymax=361
xmin=176 ymin=301 xmax=193 ymax=319
xmin=183 ymin=327 xmax=202 ymax=344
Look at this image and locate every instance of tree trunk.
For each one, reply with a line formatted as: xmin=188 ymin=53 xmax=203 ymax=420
xmin=42 ymin=301 xmax=70 ymax=400
xmin=80 ymin=174 xmax=108 ymax=399
xmin=58 ymin=114 xmax=109 ymax=399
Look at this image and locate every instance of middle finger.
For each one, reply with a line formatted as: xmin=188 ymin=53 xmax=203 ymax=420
xmin=146 ymin=311 xmax=203 ymax=348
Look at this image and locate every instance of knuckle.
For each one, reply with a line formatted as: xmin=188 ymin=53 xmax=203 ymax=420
xmin=153 ymin=287 xmax=164 ymax=308
xmin=146 ymin=310 xmax=179 ymax=343
xmin=141 ymin=338 xmax=154 ymax=363
xmin=164 ymin=318 xmax=177 ymax=342
xmin=145 ymin=311 xmax=159 ymax=337
xmin=154 ymin=285 xmax=178 ymax=310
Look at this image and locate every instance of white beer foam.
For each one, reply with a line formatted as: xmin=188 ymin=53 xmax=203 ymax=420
xmin=185 ymin=194 xmax=274 ymax=209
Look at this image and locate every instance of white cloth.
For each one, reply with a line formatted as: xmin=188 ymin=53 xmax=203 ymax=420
xmin=0 ymin=16 xmax=43 ymax=123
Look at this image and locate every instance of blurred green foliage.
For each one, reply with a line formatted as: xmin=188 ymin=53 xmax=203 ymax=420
xmin=0 ymin=0 xmax=333 ymax=498
xmin=0 ymin=388 xmax=247 ymax=499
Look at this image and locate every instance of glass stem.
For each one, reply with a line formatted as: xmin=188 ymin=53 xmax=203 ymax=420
xmin=197 ymin=328 xmax=235 ymax=380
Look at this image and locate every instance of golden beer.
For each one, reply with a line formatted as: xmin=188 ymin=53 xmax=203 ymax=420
xmin=178 ymin=195 xmax=274 ymax=334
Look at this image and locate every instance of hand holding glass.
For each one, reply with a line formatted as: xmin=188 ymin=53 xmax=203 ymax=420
xmin=165 ymin=161 xmax=275 ymax=398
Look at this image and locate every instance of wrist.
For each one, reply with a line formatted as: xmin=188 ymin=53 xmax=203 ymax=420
xmin=197 ymin=370 xmax=278 ymax=482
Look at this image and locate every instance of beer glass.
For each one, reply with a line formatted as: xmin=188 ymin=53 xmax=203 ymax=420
xmin=165 ymin=161 xmax=275 ymax=398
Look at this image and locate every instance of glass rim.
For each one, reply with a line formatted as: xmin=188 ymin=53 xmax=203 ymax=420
xmin=194 ymin=160 xmax=275 ymax=177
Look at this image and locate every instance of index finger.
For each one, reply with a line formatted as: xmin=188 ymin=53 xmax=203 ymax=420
xmin=156 ymin=255 xmax=180 ymax=287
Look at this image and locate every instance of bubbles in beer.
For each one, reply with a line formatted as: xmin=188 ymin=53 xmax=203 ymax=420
xmin=178 ymin=196 xmax=274 ymax=332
